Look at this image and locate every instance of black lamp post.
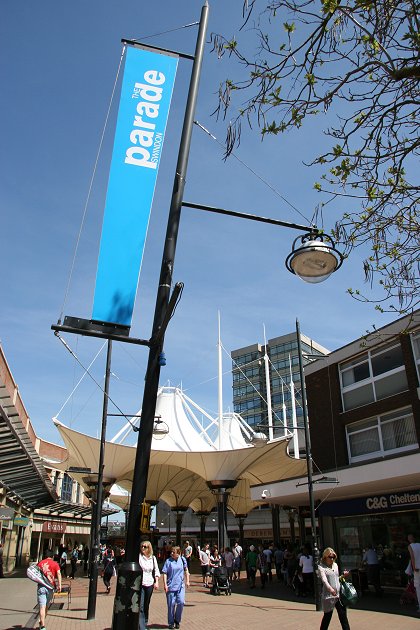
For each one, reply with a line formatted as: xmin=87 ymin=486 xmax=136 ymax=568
xmin=87 ymin=339 xmax=112 ymax=620
xmin=111 ymin=2 xmax=344 ymax=626
xmin=111 ymin=4 xmax=210 ymax=629
xmin=296 ymin=319 xmax=322 ymax=611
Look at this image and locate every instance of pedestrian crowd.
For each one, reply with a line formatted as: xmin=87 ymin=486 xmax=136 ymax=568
xmin=28 ymin=533 xmax=420 ymax=630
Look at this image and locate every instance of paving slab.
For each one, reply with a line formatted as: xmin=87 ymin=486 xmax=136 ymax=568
xmin=1 ymin=569 xmax=419 ymax=630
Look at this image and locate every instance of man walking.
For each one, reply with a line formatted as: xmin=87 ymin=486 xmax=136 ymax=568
xmin=36 ymin=550 xmax=61 ymax=630
xmin=199 ymin=543 xmax=210 ymax=587
xmin=362 ymin=544 xmax=383 ymax=595
xmin=183 ymin=540 xmax=192 ymax=571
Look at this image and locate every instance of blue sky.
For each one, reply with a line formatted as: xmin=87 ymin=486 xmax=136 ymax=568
xmin=1 ymin=0 xmax=397 ymax=445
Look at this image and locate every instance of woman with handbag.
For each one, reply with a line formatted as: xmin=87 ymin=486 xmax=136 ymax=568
xmin=318 ymin=547 xmax=351 ymax=630
xmin=139 ymin=541 xmax=160 ymax=628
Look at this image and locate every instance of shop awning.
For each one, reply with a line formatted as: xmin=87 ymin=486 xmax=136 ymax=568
xmin=0 ymin=405 xmax=58 ymax=509
xmin=36 ymin=501 xmax=118 ymax=518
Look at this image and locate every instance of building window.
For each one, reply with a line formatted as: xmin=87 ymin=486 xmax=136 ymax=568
xmin=346 ymin=407 xmax=417 ymax=463
xmin=411 ymin=332 xmax=420 ymax=383
xmin=61 ymin=473 xmax=73 ymax=502
xmin=52 ymin=471 xmax=60 ymax=488
xmin=232 ymin=352 xmax=259 ymax=367
xmin=339 ymin=342 xmax=408 ymax=411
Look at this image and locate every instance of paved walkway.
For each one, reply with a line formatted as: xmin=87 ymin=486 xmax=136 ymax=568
xmin=1 ymin=567 xmax=419 ymax=630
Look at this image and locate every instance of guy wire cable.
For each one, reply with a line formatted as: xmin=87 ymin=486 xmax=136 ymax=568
xmin=194 ymin=120 xmax=315 ymax=227
xmin=58 ymin=45 xmax=126 ymax=323
xmin=54 ymin=332 xmax=138 ymax=431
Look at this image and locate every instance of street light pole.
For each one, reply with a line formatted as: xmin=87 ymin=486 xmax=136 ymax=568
xmin=87 ymin=339 xmax=112 ymax=619
xmin=295 ymin=319 xmax=321 ymax=611
xmin=111 ymin=4 xmax=209 ymax=628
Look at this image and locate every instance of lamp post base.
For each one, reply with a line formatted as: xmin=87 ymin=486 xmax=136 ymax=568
xmin=111 ymin=561 xmax=143 ymax=629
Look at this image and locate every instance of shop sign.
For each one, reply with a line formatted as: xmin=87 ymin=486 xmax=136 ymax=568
xmin=318 ymin=489 xmax=420 ymax=517
xmin=0 ymin=506 xmax=15 ymax=520
xmin=42 ymin=521 xmax=66 ymax=534
xmin=244 ymin=529 xmax=273 ymax=538
xmin=14 ymin=516 xmax=29 ymax=527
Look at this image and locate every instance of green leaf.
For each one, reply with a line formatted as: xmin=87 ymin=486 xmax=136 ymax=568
xmin=283 ymin=22 xmax=296 ymax=34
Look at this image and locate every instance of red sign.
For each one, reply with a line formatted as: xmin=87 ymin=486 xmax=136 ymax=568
xmin=42 ymin=521 xmax=66 ymax=534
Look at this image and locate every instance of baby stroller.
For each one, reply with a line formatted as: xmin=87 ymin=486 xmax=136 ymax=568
xmin=212 ymin=566 xmax=232 ymax=596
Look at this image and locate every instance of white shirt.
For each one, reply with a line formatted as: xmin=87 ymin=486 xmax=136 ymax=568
xmin=199 ymin=549 xmax=210 ymax=566
xmin=233 ymin=545 xmax=242 ymax=558
xmin=139 ymin=554 xmax=160 ymax=587
xmin=299 ymin=554 xmax=313 ymax=573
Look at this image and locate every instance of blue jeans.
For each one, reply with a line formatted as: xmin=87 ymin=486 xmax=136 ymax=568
xmin=138 ymin=587 xmax=146 ymax=630
xmin=166 ymin=586 xmax=185 ymax=625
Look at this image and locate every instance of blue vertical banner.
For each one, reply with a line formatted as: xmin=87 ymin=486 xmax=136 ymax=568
xmin=92 ymin=45 xmax=178 ymax=327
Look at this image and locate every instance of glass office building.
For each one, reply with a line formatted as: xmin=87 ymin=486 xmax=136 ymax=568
xmin=231 ymin=331 xmax=329 ymax=449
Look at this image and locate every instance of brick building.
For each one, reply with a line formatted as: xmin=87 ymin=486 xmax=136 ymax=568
xmin=0 ymin=343 xmax=113 ymax=572
xmin=250 ymin=311 xmax=420 ymax=587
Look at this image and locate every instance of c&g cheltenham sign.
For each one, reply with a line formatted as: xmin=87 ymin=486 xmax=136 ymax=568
xmin=318 ymin=490 xmax=420 ymax=517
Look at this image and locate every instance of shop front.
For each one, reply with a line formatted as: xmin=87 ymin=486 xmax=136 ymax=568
xmin=318 ymin=489 xmax=420 ymax=588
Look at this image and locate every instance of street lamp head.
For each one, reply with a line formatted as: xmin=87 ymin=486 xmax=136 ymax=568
xmin=285 ymin=232 xmax=344 ymax=283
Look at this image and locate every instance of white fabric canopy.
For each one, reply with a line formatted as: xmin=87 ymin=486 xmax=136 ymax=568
xmin=52 ymin=387 xmax=307 ymax=515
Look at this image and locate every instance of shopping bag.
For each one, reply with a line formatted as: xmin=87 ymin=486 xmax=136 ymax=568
xmin=27 ymin=564 xmax=54 ymax=589
xmin=340 ymin=579 xmax=358 ymax=607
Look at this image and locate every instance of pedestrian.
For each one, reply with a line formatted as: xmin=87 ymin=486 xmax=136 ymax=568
xmin=232 ymin=541 xmax=242 ymax=580
xmin=210 ymin=548 xmax=222 ymax=593
xmin=139 ymin=540 xmax=160 ymax=628
xmin=83 ymin=545 xmax=89 ymax=575
xmin=102 ymin=545 xmax=115 ymax=594
xmin=182 ymin=540 xmax=192 ymax=571
xmin=59 ymin=548 xmax=68 ymax=578
xmin=273 ymin=545 xmax=284 ymax=582
xmin=256 ymin=545 xmax=268 ymax=589
xmin=318 ymin=547 xmax=350 ymax=630
xmin=199 ymin=543 xmax=210 ymax=587
xmin=263 ymin=544 xmax=273 ymax=582
xmin=408 ymin=533 xmax=420 ymax=613
xmin=162 ymin=545 xmax=190 ymax=630
xmin=70 ymin=546 xmax=78 ymax=579
xmin=36 ymin=550 xmax=61 ymax=630
xmin=246 ymin=545 xmax=258 ymax=588
xmin=299 ymin=544 xmax=314 ymax=596
xmin=0 ymin=542 xmax=4 ymax=578
xmin=287 ymin=546 xmax=298 ymax=588
xmin=362 ymin=544 xmax=383 ymax=595
xmin=222 ymin=547 xmax=234 ymax=581
xmin=210 ymin=547 xmax=222 ymax=569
